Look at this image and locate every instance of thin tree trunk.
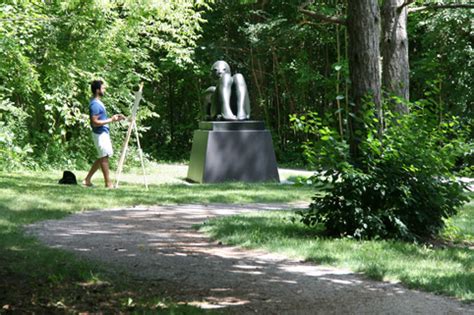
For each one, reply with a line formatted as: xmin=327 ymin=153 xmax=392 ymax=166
xmin=324 ymin=44 xmax=330 ymax=113
xmin=344 ymin=21 xmax=349 ymax=138
xmin=257 ymin=58 xmax=271 ymax=127
xmin=168 ymin=74 xmax=174 ymax=142
xmin=439 ymin=79 xmax=443 ymax=125
xmin=250 ymin=47 xmax=264 ymax=119
xmin=336 ymin=23 xmax=344 ymax=138
xmin=382 ymin=0 xmax=410 ymax=113
xmin=274 ymin=53 xmax=296 ymax=114
xmin=272 ymin=48 xmax=282 ymax=146
xmin=347 ymin=0 xmax=382 ymax=159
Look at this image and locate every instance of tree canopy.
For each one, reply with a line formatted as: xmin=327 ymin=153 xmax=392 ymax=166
xmin=0 ymin=0 xmax=472 ymax=172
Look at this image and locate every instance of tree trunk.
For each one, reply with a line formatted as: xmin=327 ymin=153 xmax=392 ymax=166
xmin=347 ymin=0 xmax=382 ymax=159
xmin=381 ymin=0 xmax=410 ymax=113
xmin=336 ymin=23 xmax=344 ymax=138
xmin=168 ymin=73 xmax=175 ymax=143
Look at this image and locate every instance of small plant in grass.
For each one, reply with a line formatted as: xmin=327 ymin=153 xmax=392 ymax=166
xmin=294 ymin=100 xmax=470 ymax=241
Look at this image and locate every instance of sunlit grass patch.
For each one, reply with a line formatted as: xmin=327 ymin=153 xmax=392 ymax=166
xmin=444 ymin=197 xmax=474 ymax=242
xmin=199 ymin=200 xmax=474 ymax=301
xmin=0 ymin=167 xmax=311 ymax=312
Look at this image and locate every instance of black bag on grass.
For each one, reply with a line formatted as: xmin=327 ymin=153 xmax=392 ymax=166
xmin=58 ymin=171 xmax=77 ymax=185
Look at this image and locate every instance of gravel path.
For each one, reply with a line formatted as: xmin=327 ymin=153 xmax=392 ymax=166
xmin=26 ymin=203 xmax=473 ymax=314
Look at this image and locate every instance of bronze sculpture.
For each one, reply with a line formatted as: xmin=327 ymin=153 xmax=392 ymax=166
xmin=203 ymin=61 xmax=250 ymax=121
xmin=188 ymin=61 xmax=279 ymax=183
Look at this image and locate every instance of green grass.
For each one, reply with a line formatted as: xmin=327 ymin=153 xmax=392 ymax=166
xmin=0 ymin=168 xmax=312 ymax=313
xmin=4 ymin=167 xmax=472 ymax=308
xmin=446 ymin=200 xmax=474 ymax=242
xmin=199 ymin=195 xmax=474 ymax=301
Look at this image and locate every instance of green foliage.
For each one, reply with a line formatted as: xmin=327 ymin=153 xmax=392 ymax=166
xmin=0 ymin=97 xmax=36 ymax=169
xmin=410 ymin=8 xmax=474 ymax=117
xmin=290 ymin=111 xmax=349 ymax=169
xmin=296 ymin=102 xmax=470 ymax=241
xmin=0 ymin=0 xmax=472 ymax=169
xmin=0 ymin=0 xmax=206 ymax=170
xmin=196 ymin=0 xmax=347 ymax=166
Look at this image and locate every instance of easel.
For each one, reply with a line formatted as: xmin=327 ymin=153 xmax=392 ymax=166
xmin=114 ymin=83 xmax=148 ymax=190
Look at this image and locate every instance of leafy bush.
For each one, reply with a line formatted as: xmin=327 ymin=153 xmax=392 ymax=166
xmin=0 ymin=1 xmax=206 ymax=167
xmin=296 ymin=102 xmax=470 ymax=241
xmin=0 ymin=98 xmax=36 ymax=170
xmin=454 ymin=146 xmax=474 ymax=177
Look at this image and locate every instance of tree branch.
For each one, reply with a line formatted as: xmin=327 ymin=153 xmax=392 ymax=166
xmin=298 ymin=20 xmax=321 ymax=28
xmin=398 ymin=0 xmax=415 ymax=12
xmin=299 ymin=8 xmax=347 ymax=26
xmin=408 ymin=4 xmax=474 ymax=13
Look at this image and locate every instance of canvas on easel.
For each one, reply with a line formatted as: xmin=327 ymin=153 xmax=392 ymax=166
xmin=114 ymin=83 xmax=148 ymax=189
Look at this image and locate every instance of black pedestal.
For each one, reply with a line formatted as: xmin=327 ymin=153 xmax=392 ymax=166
xmin=187 ymin=121 xmax=280 ymax=183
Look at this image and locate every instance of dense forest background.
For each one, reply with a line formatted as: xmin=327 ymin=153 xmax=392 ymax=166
xmin=0 ymin=0 xmax=472 ymax=171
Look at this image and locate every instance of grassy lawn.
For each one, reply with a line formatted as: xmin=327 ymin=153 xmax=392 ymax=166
xmin=3 ymin=165 xmax=472 ymax=310
xmin=447 ymin=200 xmax=474 ymax=242
xmin=0 ymin=166 xmax=313 ymax=313
xmin=199 ymin=193 xmax=474 ymax=302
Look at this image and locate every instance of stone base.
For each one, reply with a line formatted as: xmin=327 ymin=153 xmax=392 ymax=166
xmin=187 ymin=121 xmax=280 ymax=183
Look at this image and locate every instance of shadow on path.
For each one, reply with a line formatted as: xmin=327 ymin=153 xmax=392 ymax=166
xmin=26 ymin=204 xmax=473 ymax=314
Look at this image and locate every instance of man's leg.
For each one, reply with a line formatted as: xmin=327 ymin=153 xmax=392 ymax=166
xmin=84 ymin=159 xmax=101 ymax=186
xmin=99 ymin=156 xmax=113 ymax=188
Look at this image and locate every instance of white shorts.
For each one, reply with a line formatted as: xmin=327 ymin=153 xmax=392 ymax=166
xmin=92 ymin=132 xmax=113 ymax=158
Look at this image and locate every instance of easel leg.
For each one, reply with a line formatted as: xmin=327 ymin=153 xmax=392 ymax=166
xmin=114 ymin=83 xmax=146 ymax=190
xmin=114 ymin=123 xmax=133 ymax=189
xmin=133 ymin=122 xmax=148 ymax=190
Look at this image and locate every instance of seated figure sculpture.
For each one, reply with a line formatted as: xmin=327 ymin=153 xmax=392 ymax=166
xmin=203 ymin=61 xmax=250 ymax=121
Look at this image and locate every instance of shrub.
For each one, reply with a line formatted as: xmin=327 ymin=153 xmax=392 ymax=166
xmin=0 ymin=98 xmax=36 ymax=170
xmin=296 ymin=102 xmax=470 ymax=241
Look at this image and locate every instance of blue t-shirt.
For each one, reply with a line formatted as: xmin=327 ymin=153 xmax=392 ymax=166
xmin=89 ymin=99 xmax=109 ymax=134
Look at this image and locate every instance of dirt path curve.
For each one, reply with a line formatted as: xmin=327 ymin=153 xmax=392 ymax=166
xmin=26 ymin=203 xmax=473 ymax=314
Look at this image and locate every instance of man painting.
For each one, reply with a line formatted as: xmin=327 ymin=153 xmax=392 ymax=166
xmin=83 ymin=80 xmax=125 ymax=188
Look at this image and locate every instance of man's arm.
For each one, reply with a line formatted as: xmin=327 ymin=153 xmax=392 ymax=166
xmin=91 ymin=114 xmax=125 ymax=127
